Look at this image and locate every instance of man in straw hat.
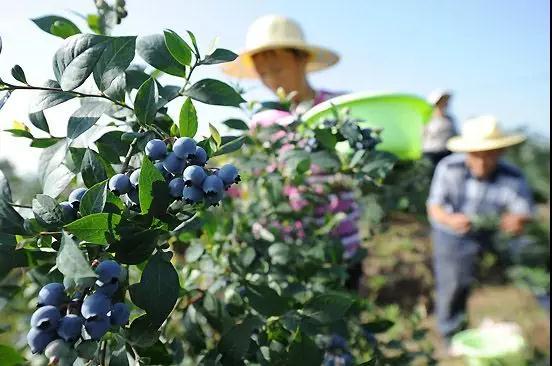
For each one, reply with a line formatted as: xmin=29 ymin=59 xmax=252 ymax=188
xmin=423 ymin=89 xmax=457 ymax=169
xmin=223 ymin=15 xmax=364 ymax=290
xmin=426 ymin=115 xmax=534 ymax=351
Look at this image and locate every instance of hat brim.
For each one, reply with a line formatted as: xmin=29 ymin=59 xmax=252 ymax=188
xmin=222 ymin=42 xmax=339 ymax=79
xmin=447 ymin=134 xmax=526 ymax=153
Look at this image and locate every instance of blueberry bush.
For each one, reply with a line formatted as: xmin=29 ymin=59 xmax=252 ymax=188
xmin=0 ymin=4 xmax=438 ymax=366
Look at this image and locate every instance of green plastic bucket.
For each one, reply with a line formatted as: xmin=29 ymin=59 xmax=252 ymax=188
xmin=451 ymin=328 xmax=527 ymax=366
xmin=302 ymin=92 xmax=434 ymax=160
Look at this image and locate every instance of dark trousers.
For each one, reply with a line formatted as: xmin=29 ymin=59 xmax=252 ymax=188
xmin=432 ymin=228 xmax=483 ymax=339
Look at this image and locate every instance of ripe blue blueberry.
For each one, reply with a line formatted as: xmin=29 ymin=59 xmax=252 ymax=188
xmin=145 ymin=139 xmax=167 ymax=160
xmin=56 ymin=314 xmax=84 ymax=342
xmin=59 ymin=202 xmax=76 ymax=222
xmin=84 ymin=316 xmax=110 ymax=340
xmin=169 ymin=177 xmax=185 ymax=199
xmin=126 ymin=188 xmax=140 ymax=207
xmin=68 ymin=188 xmax=87 ymax=209
xmin=173 ymin=137 xmax=197 ymax=159
xmin=163 ymin=152 xmax=186 ymax=175
xmin=154 ymin=161 xmax=172 ymax=181
xmin=190 ymin=146 xmax=208 ymax=166
xmin=31 ymin=305 xmax=61 ymax=331
xmin=95 ymin=260 xmax=121 ymax=286
xmin=110 ymin=303 xmax=130 ymax=326
xmin=81 ymin=293 xmax=111 ymax=319
xmin=129 ymin=169 xmax=140 ymax=187
xmin=27 ymin=328 xmax=56 ymax=354
xmin=183 ymin=165 xmax=207 ymax=187
xmin=108 ymin=174 xmax=131 ymax=195
xmin=95 ymin=282 xmax=118 ymax=297
xmin=182 ymin=186 xmax=204 ymax=204
xmin=202 ymin=175 xmax=224 ymax=195
xmin=38 ymin=283 xmax=68 ymax=307
xmin=328 ymin=334 xmax=348 ymax=350
xmin=216 ymin=164 xmax=240 ymax=187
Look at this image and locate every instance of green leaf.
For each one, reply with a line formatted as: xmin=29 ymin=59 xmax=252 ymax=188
xmin=186 ymin=31 xmax=200 ymax=56
xmin=163 ymin=29 xmax=193 ymax=66
xmin=0 ymin=238 xmax=28 ymax=278
xmin=268 ymin=243 xmax=289 ymax=265
xmin=208 ymin=123 xmax=221 ymax=147
xmin=218 ymin=316 xmax=261 ymax=365
xmin=76 ymin=340 xmax=98 ymax=360
xmin=0 ymin=171 xmax=26 ymax=235
xmin=129 ymin=252 xmax=180 ymax=327
xmin=0 ymin=170 xmax=12 ymax=201
xmin=185 ymin=243 xmax=204 ymax=262
xmin=108 ymin=335 xmax=129 ymax=366
xmin=185 ymin=79 xmax=245 ymax=107
xmin=32 ymin=194 xmax=63 ymax=229
xmin=31 ymin=79 xmax=76 ymax=113
xmin=304 ymin=292 xmax=353 ymax=324
xmin=178 ymin=98 xmax=198 ymax=138
xmin=134 ymin=78 xmax=158 ymax=126
xmin=79 ymin=181 xmax=107 ymax=216
xmin=81 ymin=149 xmax=108 ymax=188
xmin=213 ymin=135 xmax=246 ymax=157
xmin=201 ymin=48 xmax=238 ymax=65
xmin=10 ymin=65 xmax=27 ymax=84
xmin=32 ymin=16 xmax=81 ymax=38
xmin=56 ymin=232 xmax=97 ymax=280
xmin=4 ymin=129 xmax=33 ymax=139
xmin=138 ymin=156 xmax=169 ymax=216
xmin=287 ymin=331 xmax=323 ymax=366
xmin=363 ymin=319 xmax=395 ymax=334
xmin=53 ymin=34 xmax=136 ymax=91
xmin=29 ymin=111 xmax=50 ymax=133
xmin=67 ymin=101 xmax=110 ymax=140
xmin=31 ymin=138 xmax=60 ymax=148
xmin=127 ymin=315 xmax=160 ymax=348
xmin=103 ymin=73 xmax=126 ymax=102
xmin=136 ymin=34 xmax=187 ymax=77
xmin=113 ymin=228 xmax=159 ymax=265
xmin=50 ymin=19 xmax=81 ymax=39
xmin=222 ymin=118 xmax=249 ymax=131
xmin=95 ymin=130 xmax=130 ymax=164
xmin=64 ymin=213 xmax=121 ymax=244
xmin=310 ymin=151 xmax=341 ymax=172
xmin=0 ymin=344 xmax=25 ymax=366
xmin=200 ymin=292 xmax=232 ymax=332
xmin=245 ymin=283 xmax=289 ymax=317
xmin=315 ymin=129 xmax=337 ymax=150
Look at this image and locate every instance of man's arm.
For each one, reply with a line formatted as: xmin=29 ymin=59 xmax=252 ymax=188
xmin=428 ymin=204 xmax=471 ymax=234
xmin=501 ymin=174 xmax=535 ymax=235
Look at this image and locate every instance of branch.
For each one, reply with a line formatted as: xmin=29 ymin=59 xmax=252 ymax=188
xmin=8 ymin=202 xmax=32 ymax=209
xmin=121 ymin=137 xmax=139 ymax=173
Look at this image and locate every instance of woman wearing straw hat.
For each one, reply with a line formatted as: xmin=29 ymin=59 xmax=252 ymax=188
xmin=426 ymin=115 xmax=534 ymax=354
xmin=224 ymin=15 xmax=364 ymax=291
xmin=423 ymin=89 xmax=457 ymax=169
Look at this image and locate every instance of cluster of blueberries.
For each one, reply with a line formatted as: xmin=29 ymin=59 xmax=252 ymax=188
xmin=27 ymin=260 xmax=129 ymax=362
xmin=322 ymin=335 xmax=354 ymax=366
xmin=56 ymin=137 xmax=240 ymax=220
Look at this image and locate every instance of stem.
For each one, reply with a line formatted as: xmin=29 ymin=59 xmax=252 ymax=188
xmin=1 ymin=83 xmax=134 ymax=111
xmin=121 ymin=137 xmax=139 ymax=173
xmin=100 ymin=340 xmax=107 ymax=366
xmin=8 ymin=202 xmax=32 ymax=209
xmin=39 ymin=231 xmax=62 ymax=235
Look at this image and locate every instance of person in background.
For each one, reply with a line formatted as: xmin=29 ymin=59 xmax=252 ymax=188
xmin=223 ymin=15 xmax=363 ymax=290
xmin=427 ymin=115 xmax=533 ymax=353
xmin=423 ymin=89 xmax=457 ymax=169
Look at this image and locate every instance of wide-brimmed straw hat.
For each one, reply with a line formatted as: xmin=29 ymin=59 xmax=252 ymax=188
xmin=427 ymin=89 xmax=452 ymax=105
xmin=447 ymin=115 xmax=526 ymax=153
xmin=222 ymin=14 xmax=339 ymax=78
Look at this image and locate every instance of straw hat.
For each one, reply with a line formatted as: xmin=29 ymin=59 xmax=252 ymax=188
xmin=427 ymin=89 xmax=452 ymax=105
xmin=222 ymin=14 xmax=339 ymax=78
xmin=447 ymin=115 xmax=526 ymax=153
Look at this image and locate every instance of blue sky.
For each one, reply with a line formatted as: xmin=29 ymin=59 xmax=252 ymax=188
xmin=0 ymin=0 xmax=549 ymax=175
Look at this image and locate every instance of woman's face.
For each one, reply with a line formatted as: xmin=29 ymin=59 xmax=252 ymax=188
xmin=251 ymin=49 xmax=309 ymax=95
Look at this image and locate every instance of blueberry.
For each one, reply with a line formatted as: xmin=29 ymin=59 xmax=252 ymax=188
xmin=84 ymin=316 xmax=110 ymax=340
xmin=95 ymin=281 xmax=118 ymax=297
xmin=59 ymin=202 xmax=76 ymax=222
xmin=183 ymin=165 xmax=207 ymax=187
xmin=190 ymin=146 xmax=208 ymax=166
xmin=202 ymin=175 xmax=224 ymax=195
xmin=126 ymin=187 xmax=140 ymax=207
xmin=81 ymin=293 xmax=111 ymax=319
xmin=56 ymin=315 xmax=84 ymax=342
xmin=173 ymin=137 xmax=197 ymax=159
xmin=95 ymin=260 xmax=121 ymax=286
xmin=328 ymin=334 xmax=348 ymax=350
xmin=145 ymin=139 xmax=167 ymax=160
xmin=163 ymin=152 xmax=186 ymax=175
xmin=44 ymin=339 xmax=74 ymax=362
xmin=110 ymin=303 xmax=130 ymax=326
xmin=216 ymin=164 xmax=240 ymax=187
xmin=31 ymin=305 xmax=61 ymax=331
xmin=27 ymin=328 xmax=57 ymax=354
xmin=38 ymin=283 xmax=68 ymax=307
xmin=108 ymin=174 xmax=131 ymax=195
xmin=129 ymin=169 xmax=140 ymax=187
xmin=169 ymin=177 xmax=185 ymax=199
xmin=68 ymin=188 xmax=87 ymax=209
xmin=182 ymin=186 xmax=204 ymax=204
xmin=205 ymin=190 xmax=224 ymax=207
xmin=154 ymin=161 xmax=172 ymax=181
